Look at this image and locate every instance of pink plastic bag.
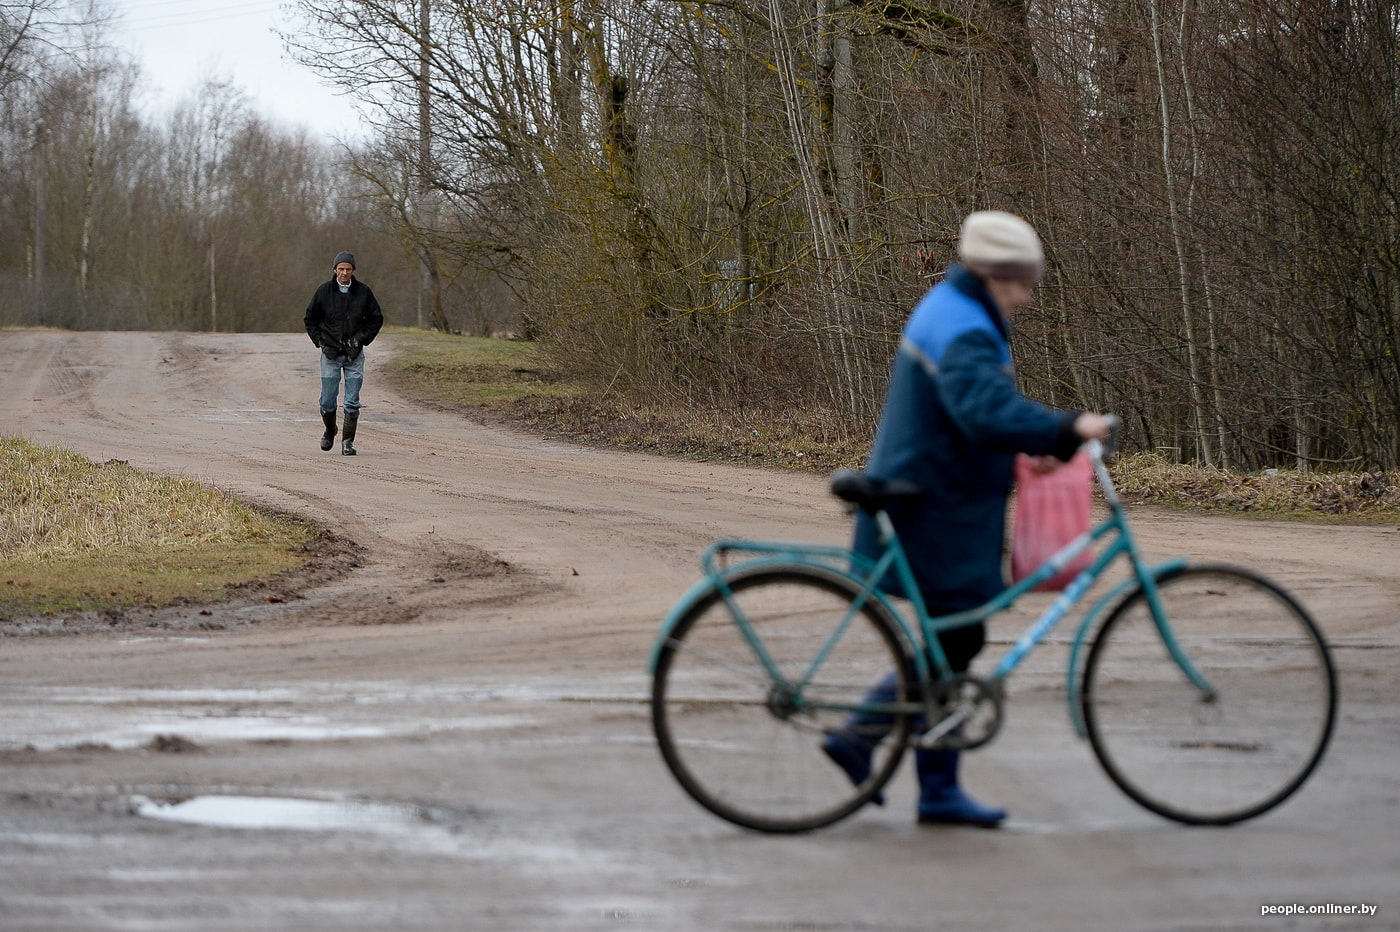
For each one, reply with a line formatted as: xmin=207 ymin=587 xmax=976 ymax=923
xmin=1011 ymin=449 xmax=1092 ymax=592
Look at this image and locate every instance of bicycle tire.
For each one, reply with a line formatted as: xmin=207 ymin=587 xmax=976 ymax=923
xmin=1081 ymin=564 xmax=1336 ymax=825
xmin=651 ymin=564 xmax=915 ymax=833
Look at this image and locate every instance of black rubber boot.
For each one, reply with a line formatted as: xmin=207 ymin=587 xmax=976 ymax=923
xmin=341 ymin=410 xmax=358 ymax=456
xmin=320 ymin=411 xmax=337 ymax=451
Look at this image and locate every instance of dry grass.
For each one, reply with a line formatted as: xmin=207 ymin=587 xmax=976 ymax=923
xmin=0 ymin=437 xmax=316 ymax=619
xmin=382 ymin=327 xmax=576 ymax=409
xmin=1110 ymin=453 xmax=1400 ymax=520
xmin=507 ymin=394 xmax=869 ymax=473
xmin=385 ymin=329 xmax=1400 ymax=524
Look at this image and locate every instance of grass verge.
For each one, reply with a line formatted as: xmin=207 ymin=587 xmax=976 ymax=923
xmin=385 ymin=328 xmax=1400 ymax=523
xmin=381 ymin=327 xmax=576 ymax=409
xmin=1109 ymin=453 xmax=1399 ymax=520
xmin=381 ymin=327 xmax=869 ymax=472
xmin=0 ymin=437 xmax=317 ymax=620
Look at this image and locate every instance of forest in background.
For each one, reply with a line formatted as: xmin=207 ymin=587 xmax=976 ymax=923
xmin=5 ymin=0 xmax=1399 ymax=471
xmin=0 ymin=1 xmax=517 ymax=337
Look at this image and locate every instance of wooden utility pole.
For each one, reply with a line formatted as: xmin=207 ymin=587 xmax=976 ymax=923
xmin=32 ymin=118 xmax=46 ymax=320
xmin=209 ymin=240 xmax=218 ymax=332
xmin=414 ymin=0 xmax=448 ymax=331
xmin=418 ymin=0 xmax=431 ymax=330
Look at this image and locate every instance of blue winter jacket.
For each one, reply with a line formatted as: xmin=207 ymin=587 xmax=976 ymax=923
xmin=854 ymin=264 xmax=1081 ymax=614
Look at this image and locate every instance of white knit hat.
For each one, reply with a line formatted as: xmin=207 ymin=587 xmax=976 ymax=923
xmin=957 ymin=211 xmax=1044 ymax=283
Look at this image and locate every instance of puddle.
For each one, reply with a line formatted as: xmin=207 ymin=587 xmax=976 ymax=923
xmin=135 ymin=717 xmax=390 ymax=745
xmin=125 ymin=793 xmax=634 ymax=875
xmin=1 ymin=678 xmax=642 ymax=751
xmin=132 ymin=794 xmax=430 ymax=833
xmin=1007 ymin=816 xmax=1159 ymax=835
xmin=199 ymin=410 xmax=301 ymax=424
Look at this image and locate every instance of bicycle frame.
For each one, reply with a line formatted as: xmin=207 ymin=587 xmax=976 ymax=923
xmin=647 ymin=441 xmax=1214 ymax=744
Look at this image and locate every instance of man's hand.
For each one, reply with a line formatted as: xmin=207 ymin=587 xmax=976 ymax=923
xmin=344 ymin=337 xmax=362 ymax=361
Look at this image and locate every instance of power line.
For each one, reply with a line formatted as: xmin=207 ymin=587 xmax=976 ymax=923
xmin=115 ymin=0 xmax=273 ymax=16
xmin=114 ymin=0 xmax=284 ymax=34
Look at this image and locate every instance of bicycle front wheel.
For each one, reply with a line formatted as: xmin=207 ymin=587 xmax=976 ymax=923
xmin=1082 ymin=564 xmax=1336 ymax=825
xmin=651 ymin=565 xmax=914 ymax=833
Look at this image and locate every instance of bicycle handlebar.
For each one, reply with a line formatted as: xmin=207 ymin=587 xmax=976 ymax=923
xmin=1102 ymin=414 xmax=1123 ymax=462
xmin=1086 ymin=414 xmax=1124 ymax=506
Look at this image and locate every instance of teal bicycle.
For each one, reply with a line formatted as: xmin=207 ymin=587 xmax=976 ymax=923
xmin=648 ymin=430 xmax=1337 ymax=833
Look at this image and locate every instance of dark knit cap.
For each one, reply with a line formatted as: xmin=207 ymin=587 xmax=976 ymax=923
xmin=333 ymin=251 xmax=356 ymax=269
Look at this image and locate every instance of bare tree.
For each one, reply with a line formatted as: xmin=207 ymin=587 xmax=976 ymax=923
xmin=0 ymin=7 xmax=420 ymax=336
xmin=279 ymin=0 xmax=1400 ymax=470
xmin=0 ymin=0 xmax=59 ymax=93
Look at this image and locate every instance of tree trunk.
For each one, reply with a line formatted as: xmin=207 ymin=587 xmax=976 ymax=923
xmin=1148 ymin=0 xmax=1210 ymax=464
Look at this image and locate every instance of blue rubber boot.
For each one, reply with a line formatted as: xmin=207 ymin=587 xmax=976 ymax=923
xmin=821 ymin=671 xmax=899 ymax=806
xmin=915 ymin=747 xmax=1007 ymax=827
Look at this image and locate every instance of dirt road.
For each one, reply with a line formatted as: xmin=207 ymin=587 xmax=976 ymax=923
xmin=1 ymin=331 xmax=1397 ymax=931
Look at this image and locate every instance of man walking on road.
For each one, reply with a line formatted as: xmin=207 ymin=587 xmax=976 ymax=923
xmin=304 ymin=251 xmax=384 ymax=455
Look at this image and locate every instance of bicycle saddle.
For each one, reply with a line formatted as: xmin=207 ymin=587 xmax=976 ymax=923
xmin=828 ymin=468 xmax=924 ymax=514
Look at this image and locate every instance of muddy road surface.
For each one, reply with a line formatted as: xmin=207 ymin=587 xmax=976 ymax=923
xmin=0 ymin=331 xmax=1397 ymax=931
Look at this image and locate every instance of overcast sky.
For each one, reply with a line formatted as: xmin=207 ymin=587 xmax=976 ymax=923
xmin=108 ymin=0 xmax=369 ymax=139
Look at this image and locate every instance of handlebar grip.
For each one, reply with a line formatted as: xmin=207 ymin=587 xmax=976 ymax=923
xmin=1102 ymin=414 xmax=1123 ymax=462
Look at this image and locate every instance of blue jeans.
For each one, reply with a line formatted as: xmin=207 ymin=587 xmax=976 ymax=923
xmin=319 ymin=352 xmax=365 ymax=415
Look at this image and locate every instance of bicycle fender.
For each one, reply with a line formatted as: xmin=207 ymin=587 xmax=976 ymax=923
xmin=647 ymin=573 xmax=730 ymax=674
xmin=645 ymin=556 xmax=827 ymax=673
xmin=645 ymin=559 xmax=913 ymax=675
xmin=1065 ymin=557 xmax=1188 ymax=738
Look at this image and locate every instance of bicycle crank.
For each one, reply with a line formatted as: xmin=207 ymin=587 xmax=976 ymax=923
xmin=916 ymin=674 xmax=1004 ymax=751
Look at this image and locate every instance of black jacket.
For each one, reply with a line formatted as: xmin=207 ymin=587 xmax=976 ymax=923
xmin=304 ymin=278 xmax=384 ymax=357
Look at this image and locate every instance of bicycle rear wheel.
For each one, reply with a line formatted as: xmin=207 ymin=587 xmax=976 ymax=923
xmin=651 ymin=565 xmax=914 ymax=833
xmin=1082 ymin=564 xmax=1336 ymax=825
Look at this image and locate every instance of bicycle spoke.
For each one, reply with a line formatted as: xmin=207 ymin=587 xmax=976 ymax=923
xmin=652 ymin=566 xmax=913 ymax=833
xmin=1082 ymin=565 xmax=1336 ymax=825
